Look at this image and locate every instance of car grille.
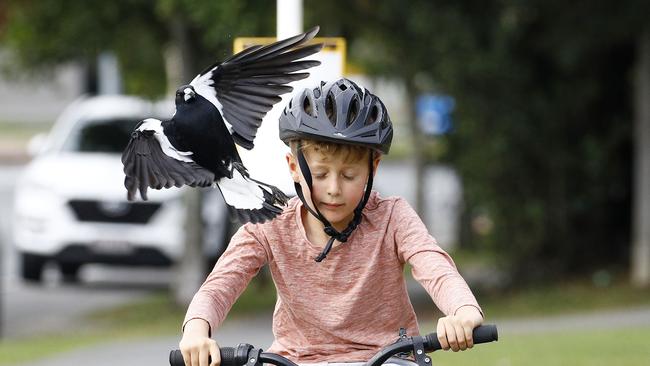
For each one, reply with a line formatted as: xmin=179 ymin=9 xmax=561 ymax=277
xmin=67 ymin=200 xmax=162 ymax=224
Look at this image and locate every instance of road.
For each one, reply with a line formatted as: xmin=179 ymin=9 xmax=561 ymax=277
xmin=25 ymin=314 xmax=275 ymax=366
xmin=0 ymin=165 xmax=170 ymax=339
xmin=20 ymin=306 xmax=650 ymax=366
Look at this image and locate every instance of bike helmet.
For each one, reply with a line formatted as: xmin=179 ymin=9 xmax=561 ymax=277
xmin=279 ymin=78 xmax=393 ymax=154
xmin=278 ymin=78 xmax=393 ymax=262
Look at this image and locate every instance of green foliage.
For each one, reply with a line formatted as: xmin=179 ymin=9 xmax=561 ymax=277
xmin=1 ymin=0 xmax=274 ymax=96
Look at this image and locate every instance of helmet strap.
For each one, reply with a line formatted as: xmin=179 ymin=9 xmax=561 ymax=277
xmin=294 ymin=142 xmax=375 ymax=262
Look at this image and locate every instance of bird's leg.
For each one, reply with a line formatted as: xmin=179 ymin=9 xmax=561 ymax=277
xmin=231 ymin=161 xmax=250 ymax=178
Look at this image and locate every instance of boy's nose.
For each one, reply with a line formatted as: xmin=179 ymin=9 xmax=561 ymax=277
xmin=326 ymin=177 xmax=342 ymax=196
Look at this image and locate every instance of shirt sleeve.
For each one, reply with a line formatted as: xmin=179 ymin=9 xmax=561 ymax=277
xmin=390 ymin=198 xmax=483 ymax=317
xmin=182 ymin=223 xmax=270 ymax=334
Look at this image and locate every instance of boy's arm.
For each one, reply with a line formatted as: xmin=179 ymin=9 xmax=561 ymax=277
xmin=180 ymin=224 xmax=269 ymax=366
xmin=183 ymin=223 xmax=270 ymax=334
xmin=390 ymin=198 xmax=484 ymax=351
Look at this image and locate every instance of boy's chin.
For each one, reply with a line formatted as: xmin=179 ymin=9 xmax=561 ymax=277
xmin=324 ymin=214 xmax=355 ymax=230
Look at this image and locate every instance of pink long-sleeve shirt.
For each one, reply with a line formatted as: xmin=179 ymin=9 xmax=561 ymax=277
xmin=184 ymin=192 xmax=481 ymax=363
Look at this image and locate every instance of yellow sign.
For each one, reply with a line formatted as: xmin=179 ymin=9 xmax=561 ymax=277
xmin=233 ymin=37 xmax=347 ymax=77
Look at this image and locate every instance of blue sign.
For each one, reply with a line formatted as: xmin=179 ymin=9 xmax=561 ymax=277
xmin=416 ymin=94 xmax=455 ymax=136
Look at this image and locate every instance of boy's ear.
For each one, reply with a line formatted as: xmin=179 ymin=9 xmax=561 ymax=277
xmin=286 ymin=152 xmax=301 ymax=182
xmin=372 ymin=155 xmax=382 ymax=177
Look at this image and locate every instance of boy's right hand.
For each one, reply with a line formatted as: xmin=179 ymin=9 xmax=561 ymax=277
xmin=179 ymin=318 xmax=221 ymax=366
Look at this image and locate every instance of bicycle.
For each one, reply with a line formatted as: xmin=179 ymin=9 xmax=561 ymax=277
xmin=170 ymin=324 xmax=498 ymax=366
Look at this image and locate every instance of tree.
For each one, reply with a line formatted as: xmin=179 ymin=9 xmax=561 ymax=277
xmin=632 ymin=29 xmax=650 ymax=287
xmin=1 ymin=0 xmax=274 ymax=97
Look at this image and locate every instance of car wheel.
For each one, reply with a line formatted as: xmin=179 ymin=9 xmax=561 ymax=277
xmin=59 ymin=262 xmax=82 ymax=283
xmin=21 ymin=253 xmax=47 ymax=283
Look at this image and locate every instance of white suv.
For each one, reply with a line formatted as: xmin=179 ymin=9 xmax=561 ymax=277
xmin=13 ymin=95 xmax=230 ymax=283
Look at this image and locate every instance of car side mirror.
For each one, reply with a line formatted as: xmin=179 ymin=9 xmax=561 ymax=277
xmin=27 ymin=133 xmax=47 ymax=157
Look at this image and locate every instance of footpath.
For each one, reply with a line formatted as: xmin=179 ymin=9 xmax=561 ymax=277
xmin=19 ymin=305 xmax=650 ymax=366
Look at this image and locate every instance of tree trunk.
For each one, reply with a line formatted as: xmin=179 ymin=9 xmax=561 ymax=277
xmin=167 ymin=17 xmax=206 ymax=306
xmin=406 ymin=80 xmax=426 ymax=220
xmin=632 ymin=29 xmax=650 ymax=287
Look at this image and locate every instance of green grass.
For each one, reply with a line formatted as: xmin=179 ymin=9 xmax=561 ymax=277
xmin=0 ymin=121 xmax=50 ymax=140
xmin=431 ymin=327 xmax=650 ymax=366
xmin=477 ymin=278 xmax=650 ymax=319
xmin=0 ymin=333 xmax=105 ymax=365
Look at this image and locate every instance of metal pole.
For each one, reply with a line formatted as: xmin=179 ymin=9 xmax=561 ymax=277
xmin=277 ymin=0 xmax=303 ymax=39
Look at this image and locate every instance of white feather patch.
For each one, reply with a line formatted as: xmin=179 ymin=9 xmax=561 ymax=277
xmin=138 ymin=118 xmax=194 ymax=163
xmin=190 ymin=71 xmax=234 ymax=134
xmin=217 ymin=168 xmax=266 ymax=210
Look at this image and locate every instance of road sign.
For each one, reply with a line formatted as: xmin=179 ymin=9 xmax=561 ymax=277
xmin=416 ymin=94 xmax=455 ymax=136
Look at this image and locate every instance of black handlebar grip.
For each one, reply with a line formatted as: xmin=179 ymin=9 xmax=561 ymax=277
xmin=169 ymin=349 xmax=185 ymax=366
xmin=473 ymin=324 xmax=498 ymax=344
xmin=425 ymin=324 xmax=498 ymax=351
xmin=169 ymin=347 xmax=237 ymax=366
xmin=220 ymin=346 xmax=237 ymax=366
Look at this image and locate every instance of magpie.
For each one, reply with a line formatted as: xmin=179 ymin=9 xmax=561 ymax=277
xmin=121 ymin=27 xmax=322 ymax=224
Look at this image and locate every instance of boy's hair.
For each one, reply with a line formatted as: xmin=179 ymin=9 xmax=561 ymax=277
xmin=289 ymin=139 xmax=378 ymax=164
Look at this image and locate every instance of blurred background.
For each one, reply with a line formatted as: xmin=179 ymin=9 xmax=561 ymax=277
xmin=1 ymin=0 xmax=649 ymax=365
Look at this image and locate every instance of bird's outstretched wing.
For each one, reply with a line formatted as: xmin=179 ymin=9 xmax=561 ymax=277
xmin=122 ymin=129 xmax=214 ymax=201
xmin=190 ymin=26 xmax=323 ymax=149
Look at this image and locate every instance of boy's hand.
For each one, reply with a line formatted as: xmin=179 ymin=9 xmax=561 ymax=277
xmin=179 ymin=319 xmax=221 ymax=366
xmin=436 ymin=305 xmax=484 ymax=352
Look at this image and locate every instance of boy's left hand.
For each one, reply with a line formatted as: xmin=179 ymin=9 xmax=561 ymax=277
xmin=436 ymin=305 xmax=484 ymax=352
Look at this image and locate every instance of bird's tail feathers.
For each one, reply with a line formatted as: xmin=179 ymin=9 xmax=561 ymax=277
xmin=217 ymin=165 xmax=288 ymax=224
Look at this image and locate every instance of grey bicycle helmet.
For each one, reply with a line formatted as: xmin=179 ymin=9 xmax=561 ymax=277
xmin=278 ymin=78 xmax=393 ymax=262
xmin=279 ymin=78 xmax=393 ymax=154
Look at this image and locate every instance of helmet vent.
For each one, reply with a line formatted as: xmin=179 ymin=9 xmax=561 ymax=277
xmin=347 ymin=98 xmax=359 ymax=127
xmin=303 ymin=96 xmax=315 ymax=117
xmin=326 ymin=92 xmax=336 ymax=126
xmin=339 ymin=83 xmax=348 ymax=91
xmin=367 ymin=105 xmax=380 ymax=125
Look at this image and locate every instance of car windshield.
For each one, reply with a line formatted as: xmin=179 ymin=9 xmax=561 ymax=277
xmin=63 ymin=118 xmax=142 ymax=153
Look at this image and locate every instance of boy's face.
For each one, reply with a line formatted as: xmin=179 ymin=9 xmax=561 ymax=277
xmin=286 ymin=146 xmax=381 ymax=231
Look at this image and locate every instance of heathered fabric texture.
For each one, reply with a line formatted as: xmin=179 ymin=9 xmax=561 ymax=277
xmin=184 ymin=192 xmax=481 ymax=363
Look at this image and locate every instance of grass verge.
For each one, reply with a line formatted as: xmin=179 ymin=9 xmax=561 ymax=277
xmin=0 ymin=278 xmax=277 ymax=365
xmin=431 ymin=326 xmax=650 ymax=366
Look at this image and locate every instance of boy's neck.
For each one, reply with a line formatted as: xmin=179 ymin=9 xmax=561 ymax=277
xmin=301 ymin=207 xmax=345 ymax=249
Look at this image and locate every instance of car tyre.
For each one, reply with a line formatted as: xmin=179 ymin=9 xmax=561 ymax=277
xmin=21 ymin=253 xmax=47 ymax=283
xmin=59 ymin=262 xmax=82 ymax=283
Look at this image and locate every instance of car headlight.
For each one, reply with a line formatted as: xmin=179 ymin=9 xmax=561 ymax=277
xmin=14 ymin=179 xmax=64 ymax=233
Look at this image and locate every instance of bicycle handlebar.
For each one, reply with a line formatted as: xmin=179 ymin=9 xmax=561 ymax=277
xmin=169 ymin=325 xmax=498 ymax=366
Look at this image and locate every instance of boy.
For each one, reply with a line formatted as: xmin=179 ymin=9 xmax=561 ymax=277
xmin=180 ymin=78 xmax=483 ymax=366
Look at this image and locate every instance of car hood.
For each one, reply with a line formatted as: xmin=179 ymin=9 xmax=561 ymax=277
xmin=19 ymin=153 xmax=184 ymax=201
